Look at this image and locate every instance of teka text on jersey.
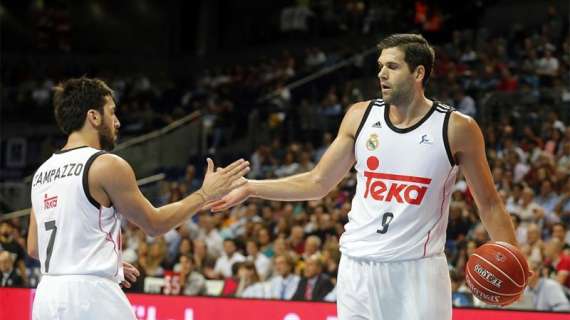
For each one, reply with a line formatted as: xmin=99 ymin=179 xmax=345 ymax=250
xmin=363 ymin=156 xmax=432 ymax=205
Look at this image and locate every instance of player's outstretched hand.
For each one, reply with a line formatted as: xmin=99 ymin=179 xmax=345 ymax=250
xmin=198 ymin=158 xmax=249 ymax=202
xmin=120 ymin=261 xmax=140 ymax=289
xmin=206 ymin=182 xmax=251 ymax=212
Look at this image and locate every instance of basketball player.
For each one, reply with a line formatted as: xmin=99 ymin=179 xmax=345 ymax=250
xmin=27 ymin=77 xmax=249 ymax=319
xmin=209 ymin=34 xmax=520 ymax=319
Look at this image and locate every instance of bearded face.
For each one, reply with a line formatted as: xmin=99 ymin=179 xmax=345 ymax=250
xmin=96 ymin=96 xmax=120 ymax=151
xmin=97 ymin=117 xmax=117 ymax=151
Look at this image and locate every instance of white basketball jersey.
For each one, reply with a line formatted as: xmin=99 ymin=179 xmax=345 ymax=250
xmin=30 ymin=146 xmax=124 ymax=282
xmin=340 ymin=99 xmax=459 ymax=261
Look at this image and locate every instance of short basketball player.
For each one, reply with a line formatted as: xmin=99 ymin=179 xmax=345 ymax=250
xmin=27 ymin=77 xmax=249 ymax=319
xmin=209 ymin=34 xmax=520 ymax=319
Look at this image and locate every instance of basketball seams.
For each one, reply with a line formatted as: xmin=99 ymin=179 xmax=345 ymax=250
xmin=472 ymin=253 xmax=525 ymax=289
xmin=466 ymin=267 xmax=521 ymax=298
xmin=486 ymin=243 xmax=527 ymax=286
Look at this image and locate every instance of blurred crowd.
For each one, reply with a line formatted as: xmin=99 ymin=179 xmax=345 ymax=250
xmin=2 ymin=1 xmax=570 ymax=313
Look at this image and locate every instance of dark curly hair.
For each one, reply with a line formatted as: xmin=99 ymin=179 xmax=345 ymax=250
xmin=53 ymin=77 xmax=114 ymax=134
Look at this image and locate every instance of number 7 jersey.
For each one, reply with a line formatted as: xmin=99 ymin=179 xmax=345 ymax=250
xmin=339 ymin=99 xmax=459 ymax=261
xmin=30 ymin=146 xmax=124 ymax=282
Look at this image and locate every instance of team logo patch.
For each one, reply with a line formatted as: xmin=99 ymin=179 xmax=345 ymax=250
xmin=44 ymin=193 xmax=58 ymax=210
xmin=366 ymin=134 xmax=379 ymax=151
xmin=419 ymin=134 xmax=433 ymax=145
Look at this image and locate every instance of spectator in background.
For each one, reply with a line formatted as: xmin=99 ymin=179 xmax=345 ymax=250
xmin=321 ymin=240 xmax=340 ymax=280
xmin=454 ymin=87 xmax=476 ymax=117
xmin=535 ymin=180 xmax=560 ymax=217
xmin=557 ymin=142 xmax=570 ymax=173
xmin=245 ymin=239 xmax=272 ymax=281
xmin=527 ymin=260 xmax=570 ymax=311
xmin=214 ymin=239 xmax=246 ymax=279
xmin=0 ymin=251 xmax=23 ymax=287
xmin=235 ymin=261 xmax=266 ymax=298
xmin=196 ymin=213 xmax=224 ymax=258
xmin=181 ymin=164 xmax=202 ymax=194
xmin=536 ymin=49 xmax=559 ymax=87
xmin=296 ymin=151 xmax=315 ymax=174
xmin=0 ymin=221 xmax=27 ymax=286
xmin=274 ymin=152 xmax=299 ymax=177
xmin=144 ymin=239 xmax=167 ymax=277
xmin=257 ymin=227 xmax=275 ymax=258
xmin=551 ymin=223 xmax=570 ymax=252
xmin=192 ymin=239 xmax=217 ymax=279
xmin=176 ymin=254 xmax=206 ymax=296
xmin=302 ymin=235 xmax=322 ymax=261
xmin=288 ymin=225 xmax=305 ymax=255
xmin=510 ymin=213 xmax=527 ymax=247
xmin=268 ymin=254 xmax=300 ymax=300
xmin=447 ymin=203 xmax=471 ymax=242
xmin=292 ymin=255 xmax=334 ymax=301
xmin=543 ymin=238 xmax=570 ymax=289
xmin=315 ymin=132 xmax=333 ymax=162
xmin=523 ymin=223 xmax=545 ymax=265
xmin=165 ymin=237 xmax=193 ymax=270
xmin=497 ymin=68 xmax=518 ymax=92
xmin=518 ymin=188 xmax=543 ymax=223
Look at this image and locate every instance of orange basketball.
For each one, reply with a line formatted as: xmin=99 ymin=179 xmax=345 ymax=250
xmin=465 ymin=241 xmax=530 ymax=306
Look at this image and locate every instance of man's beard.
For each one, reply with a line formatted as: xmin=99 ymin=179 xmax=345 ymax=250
xmin=383 ymin=84 xmax=412 ymax=106
xmin=97 ymin=121 xmax=116 ymax=151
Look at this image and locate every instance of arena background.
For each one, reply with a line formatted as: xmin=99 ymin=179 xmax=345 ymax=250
xmin=1 ymin=0 xmax=570 ymax=319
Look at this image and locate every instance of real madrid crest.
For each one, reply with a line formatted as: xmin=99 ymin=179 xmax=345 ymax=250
xmin=366 ymin=133 xmax=379 ymax=151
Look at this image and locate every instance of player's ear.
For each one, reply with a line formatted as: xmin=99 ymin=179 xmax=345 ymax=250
xmin=87 ymin=109 xmax=102 ymax=126
xmin=415 ymin=65 xmax=425 ymax=83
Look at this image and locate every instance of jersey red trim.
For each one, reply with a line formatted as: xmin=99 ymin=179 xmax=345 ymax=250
xmin=363 ymin=171 xmax=432 ymax=184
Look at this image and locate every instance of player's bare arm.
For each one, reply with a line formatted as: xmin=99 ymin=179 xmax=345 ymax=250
xmin=26 ymin=208 xmax=39 ymax=259
xmin=90 ymin=154 xmax=249 ymax=236
xmin=210 ymin=101 xmax=370 ymax=211
xmin=449 ymin=112 xmax=517 ymax=246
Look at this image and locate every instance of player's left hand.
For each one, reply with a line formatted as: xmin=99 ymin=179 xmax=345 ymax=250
xmin=121 ymin=261 xmax=141 ymax=289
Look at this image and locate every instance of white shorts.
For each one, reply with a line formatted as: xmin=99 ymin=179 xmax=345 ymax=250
xmin=33 ymin=275 xmax=136 ymax=320
xmin=337 ymin=253 xmax=451 ymax=320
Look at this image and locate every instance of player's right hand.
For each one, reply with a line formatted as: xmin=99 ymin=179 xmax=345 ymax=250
xmin=206 ymin=182 xmax=251 ymax=212
xmin=198 ymin=158 xmax=249 ymax=202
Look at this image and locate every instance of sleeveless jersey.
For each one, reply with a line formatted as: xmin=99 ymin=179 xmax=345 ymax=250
xmin=339 ymin=99 xmax=458 ymax=261
xmin=30 ymin=146 xmax=124 ymax=282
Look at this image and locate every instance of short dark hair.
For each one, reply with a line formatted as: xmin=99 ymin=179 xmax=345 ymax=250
xmin=53 ymin=77 xmax=114 ymax=134
xmin=377 ymin=34 xmax=435 ymax=87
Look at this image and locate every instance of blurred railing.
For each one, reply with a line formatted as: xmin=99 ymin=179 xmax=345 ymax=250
xmin=0 ymin=172 xmax=166 ymax=221
xmin=0 ymin=110 xmax=202 ymax=213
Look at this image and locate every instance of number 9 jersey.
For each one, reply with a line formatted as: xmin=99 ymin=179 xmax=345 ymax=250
xmin=30 ymin=146 xmax=124 ymax=283
xmin=339 ymin=99 xmax=459 ymax=262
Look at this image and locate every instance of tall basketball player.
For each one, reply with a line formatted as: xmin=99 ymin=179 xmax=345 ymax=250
xmin=209 ymin=34 xmax=521 ymax=319
xmin=28 ymin=77 xmax=249 ymax=319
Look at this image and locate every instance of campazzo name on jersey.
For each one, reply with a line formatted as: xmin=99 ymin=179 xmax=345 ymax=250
xmin=33 ymin=162 xmax=84 ymax=188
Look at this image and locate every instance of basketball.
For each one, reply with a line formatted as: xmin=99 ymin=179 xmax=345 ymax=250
xmin=465 ymin=241 xmax=530 ymax=306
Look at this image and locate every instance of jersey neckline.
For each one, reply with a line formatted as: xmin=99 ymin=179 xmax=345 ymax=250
xmin=384 ymin=100 xmax=438 ymax=134
xmin=54 ymin=145 xmax=90 ymax=154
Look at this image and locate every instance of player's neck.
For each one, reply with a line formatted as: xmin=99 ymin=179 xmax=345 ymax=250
xmin=63 ymin=130 xmax=102 ymax=151
xmin=388 ymin=91 xmax=432 ymax=125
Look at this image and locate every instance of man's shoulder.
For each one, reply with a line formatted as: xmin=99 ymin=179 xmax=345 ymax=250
xmin=341 ymin=99 xmax=380 ymax=136
xmin=347 ymin=99 xmax=380 ymax=113
xmin=542 ymin=278 xmax=563 ymax=291
xmin=190 ymin=271 xmax=206 ymax=281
